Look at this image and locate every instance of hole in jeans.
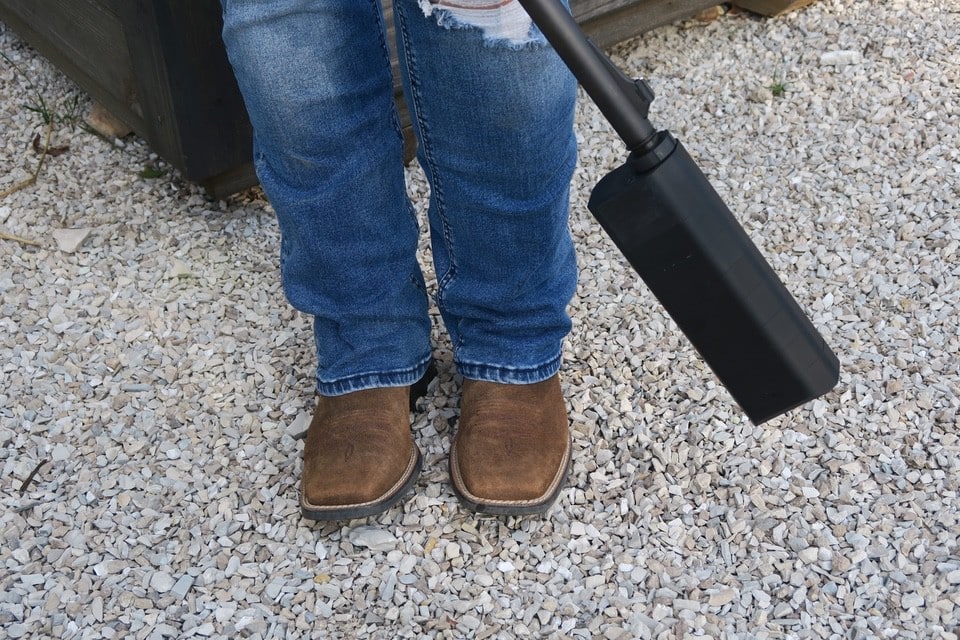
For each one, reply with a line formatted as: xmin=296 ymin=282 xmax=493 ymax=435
xmin=417 ymin=0 xmax=544 ymax=47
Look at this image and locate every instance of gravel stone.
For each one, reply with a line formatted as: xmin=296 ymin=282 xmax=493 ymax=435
xmin=819 ymin=49 xmax=863 ymax=66
xmin=2 ymin=2 xmax=958 ymax=638
xmin=901 ymin=593 xmax=925 ymax=609
xmin=171 ymin=575 xmax=194 ymax=599
xmin=348 ymin=527 xmax=398 ymax=552
xmin=709 ymin=589 xmax=737 ymax=607
xmin=50 ymin=227 xmax=92 ymax=253
xmin=149 ymin=571 xmax=175 ymax=594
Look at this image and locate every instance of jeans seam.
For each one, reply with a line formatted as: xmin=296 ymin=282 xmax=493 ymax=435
xmin=377 ymin=0 xmax=429 ymax=308
xmin=316 ymin=354 xmax=433 ymax=395
xmin=372 ymin=0 xmax=407 ymax=158
xmin=456 ymin=350 xmax=563 ymax=384
xmin=395 ymin=1 xmax=458 ymax=319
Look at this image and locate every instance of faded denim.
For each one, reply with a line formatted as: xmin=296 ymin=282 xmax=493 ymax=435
xmin=221 ymin=0 xmax=578 ymax=395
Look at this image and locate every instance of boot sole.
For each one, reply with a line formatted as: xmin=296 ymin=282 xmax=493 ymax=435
xmin=300 ymin=447 xmax=422 ymax=521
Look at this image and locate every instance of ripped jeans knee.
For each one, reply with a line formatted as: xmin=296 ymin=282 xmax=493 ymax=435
xmin=417 ymin=0 xmax=550 ymax=47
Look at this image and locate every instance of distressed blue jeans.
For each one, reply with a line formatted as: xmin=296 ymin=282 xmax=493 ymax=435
xmin=221 ymin=0 xmax=578 ymax=395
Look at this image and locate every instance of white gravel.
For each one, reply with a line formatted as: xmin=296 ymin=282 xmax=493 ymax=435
xmin=2 ymin=1 xmax=959 ymax=638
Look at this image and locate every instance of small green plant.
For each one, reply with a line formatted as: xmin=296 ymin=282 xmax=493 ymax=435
xmin=59 ymin=92 xmax=87 ymax=127
xmin=767 ymin=66 xmax=791 ymax=99
xmin=22 ymin=88 xmax=54 ymax=124
xmin=2 ymin=50 xmax=90 ymax=128
xmin=0 ymin=49 xmax=97 ymax=205
xmin=768 ymin=79 xmax=788 ymax=98
xmin=139 ymin=164 xmax=167 ymax=179
xmin=3 ymin=50 xmax=52 ymax=123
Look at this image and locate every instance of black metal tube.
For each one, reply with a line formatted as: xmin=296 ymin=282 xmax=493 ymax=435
xmin=518 ymin=0 xmax=657 ymax=149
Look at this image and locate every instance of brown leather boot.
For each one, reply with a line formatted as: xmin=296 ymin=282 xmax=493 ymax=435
xmin=301 ymin=386 xmax=421 ymax=520
xmin=449 ymin=375 xmax=571 ymax=515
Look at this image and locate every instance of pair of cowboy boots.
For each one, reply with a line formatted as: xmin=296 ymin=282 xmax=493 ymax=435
xmin=299 ymin=374 xmax=571 ymax=520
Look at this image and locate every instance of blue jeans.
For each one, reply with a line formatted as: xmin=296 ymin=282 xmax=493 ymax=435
xmin=221 ymin=0 xmax=578 ymax=395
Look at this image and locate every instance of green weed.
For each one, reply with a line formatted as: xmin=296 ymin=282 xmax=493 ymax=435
xmin=140 ymin=165 xmax=167 ymax=179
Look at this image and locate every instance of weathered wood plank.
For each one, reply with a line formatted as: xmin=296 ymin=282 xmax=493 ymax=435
xmin=4 ymin=0 xmax=805 ymax=197
xmin=575 ymin=0 xmax=720 ymax=48
xmin=731 ymin=0 xmax=818 ymax=17
xmin=114 ymin=1 xmax=251 ymax=184
xmin=0 ymin=0 xmax=139 ymax=129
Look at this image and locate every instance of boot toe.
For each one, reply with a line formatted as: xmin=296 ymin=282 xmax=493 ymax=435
xmin=300 ymin=386 xmax=421 ymax=521
xmin=450 ymin=375 xmax=571 ymax=515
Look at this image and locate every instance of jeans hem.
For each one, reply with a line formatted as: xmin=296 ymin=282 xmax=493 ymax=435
xmin=316 ymin=354 xmax=433 ymax=396
xmin=456 ymin=351 xmax=563 ymax=385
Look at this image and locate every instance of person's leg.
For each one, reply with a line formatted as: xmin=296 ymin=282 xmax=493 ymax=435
xmin=394 ymin=0 xmax=579 ymax=384
xmin=221 ymin=0 xmax=429 ymax=519
xmin=221 ymin=0 xmax=432 ymax=395
xmin=392 ymin=0 xmax=579 ymax=513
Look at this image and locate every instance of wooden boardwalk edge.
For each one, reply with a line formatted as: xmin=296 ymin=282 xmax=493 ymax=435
xmin=0 ymin=0 xmax=820 ymax=197
xmin=730 ymin=0 xmax=819 ymax=17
